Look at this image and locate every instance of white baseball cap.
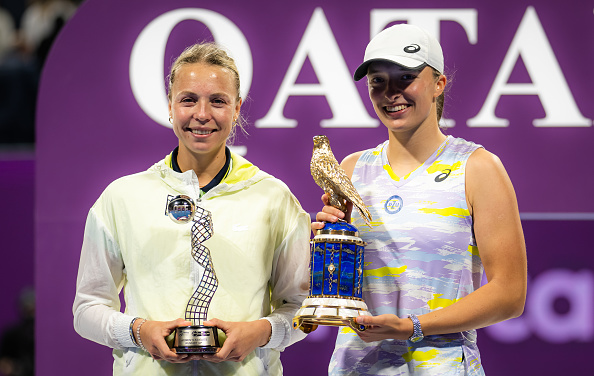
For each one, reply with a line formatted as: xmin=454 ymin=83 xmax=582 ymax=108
xmin=354 ymin=24 xmax=444 ymax=81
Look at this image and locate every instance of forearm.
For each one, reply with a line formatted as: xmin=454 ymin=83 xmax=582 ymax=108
xmin=260 ymin=298 xmax=306 ymax=350
xmin=73 ymin=300 xmax=137 ymax=349
xmin=418 ymin=277 xmax=525 ymax=337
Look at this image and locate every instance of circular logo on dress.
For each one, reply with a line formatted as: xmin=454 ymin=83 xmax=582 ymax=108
xmin=404 ymin=44 xmax=421 ymax=53
xmin=384 ymin=195 xmax=403 ymax=214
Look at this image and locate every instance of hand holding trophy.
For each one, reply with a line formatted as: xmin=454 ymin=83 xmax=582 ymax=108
xmin=166 ymin=195 xmax=221 ymax=353
xmin=293 ymin=135 xmax=372 ymax=333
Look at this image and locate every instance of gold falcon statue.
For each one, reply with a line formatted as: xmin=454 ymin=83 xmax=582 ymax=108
xmin=311 ymin=135 xmax=372 ymax=227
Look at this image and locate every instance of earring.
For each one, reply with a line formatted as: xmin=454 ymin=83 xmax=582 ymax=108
xmin=168 ymin=116 xmax=173 ymax=124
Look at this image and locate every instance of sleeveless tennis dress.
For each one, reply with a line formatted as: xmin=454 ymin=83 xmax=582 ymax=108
xmin=329 ymin=136 xmax=486 ymax=376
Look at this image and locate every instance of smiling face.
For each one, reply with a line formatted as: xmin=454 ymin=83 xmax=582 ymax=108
xmin=168 ymin=62 xmax=241 ymax=160
xmin=367 ymin=61 xmax=445 ymax=135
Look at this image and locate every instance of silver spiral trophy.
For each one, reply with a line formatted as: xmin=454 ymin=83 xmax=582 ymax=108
xmin=166 ymin=195 xmax=220 ymax=354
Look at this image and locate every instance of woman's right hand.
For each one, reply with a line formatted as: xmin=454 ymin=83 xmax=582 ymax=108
xmin=311 ymin=193 xmax=352 ymax=233
xmin=134 ymin=318 xmax=200 ymax=363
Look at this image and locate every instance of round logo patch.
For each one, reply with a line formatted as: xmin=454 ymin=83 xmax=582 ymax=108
xmin=384 ymin=195 xmax=403 ymax=214
xmin=404 ymin=44 xmax=421 ymax=53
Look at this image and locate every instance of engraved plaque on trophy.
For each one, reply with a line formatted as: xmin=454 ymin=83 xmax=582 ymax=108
xmin=166 ymin=195 xmax=220 ymax=353
xmin=293 ymin=136 xmax=373 ymax=333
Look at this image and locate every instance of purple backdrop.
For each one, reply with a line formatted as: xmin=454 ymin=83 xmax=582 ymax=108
xmin=30 ymin=0 xmax=594 ymax=375
xmin=0 ymin=156 xmax=34 ymax=329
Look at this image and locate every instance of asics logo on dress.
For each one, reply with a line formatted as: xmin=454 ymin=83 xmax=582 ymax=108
xmin=434 ymin=169 xmax=451 ymax=182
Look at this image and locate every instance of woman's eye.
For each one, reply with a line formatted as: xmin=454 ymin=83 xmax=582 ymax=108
xmin=369 ymin=76 xmax=384 ymax=85
xmin=401 ymin=74 xmax=416 ymax=80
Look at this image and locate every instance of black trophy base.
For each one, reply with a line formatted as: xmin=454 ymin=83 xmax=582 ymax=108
xmin=173 ymin=325 xmax=220 ymax=354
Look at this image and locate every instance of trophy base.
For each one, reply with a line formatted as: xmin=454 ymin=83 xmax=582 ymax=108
xmin=293 ymin=297 xmax=372 ymax=333
xmin=173 ymin=325 xmax=220 ymax=354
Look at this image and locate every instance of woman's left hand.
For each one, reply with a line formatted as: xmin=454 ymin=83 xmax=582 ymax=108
xmin=353 ymin=314 xmax=414 ymax=342
xmin=200 ymin=318 xmax=272 ymax=363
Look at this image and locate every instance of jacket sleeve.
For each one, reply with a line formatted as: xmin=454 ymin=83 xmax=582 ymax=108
xmin=72 ymin=206 xmax=137 ymax=349
xmin=260 ymin=193 xmax=311 ymax=351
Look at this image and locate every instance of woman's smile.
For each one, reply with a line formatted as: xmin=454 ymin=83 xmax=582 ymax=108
xmin=384 ymin=104 xmax=411 ymax=114
xmin=187 ymin=127 xmax=218 ymax=136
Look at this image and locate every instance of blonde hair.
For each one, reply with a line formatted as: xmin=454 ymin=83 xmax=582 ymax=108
xmin=167 ymin=43 xmax=246 ymax=142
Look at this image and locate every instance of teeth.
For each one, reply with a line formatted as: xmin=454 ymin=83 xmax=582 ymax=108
xmin=191 ymin=129 xmax=213 ymax=135
xmin=386 ymin=105 xmax=408 ymax=112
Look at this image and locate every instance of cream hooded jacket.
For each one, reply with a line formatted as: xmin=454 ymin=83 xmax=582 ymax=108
xmin=73 ymin=152 xmax=311 ymax=375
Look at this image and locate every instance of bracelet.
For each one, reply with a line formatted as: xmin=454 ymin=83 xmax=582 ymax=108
xmin=129 ymin=317 xmax=139 ymax=347
xmin=136 ymin=319 xmax=147 ymax=351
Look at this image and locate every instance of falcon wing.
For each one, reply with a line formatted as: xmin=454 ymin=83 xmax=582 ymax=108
xmin=315 ymin=157 xmax=372 ymax=228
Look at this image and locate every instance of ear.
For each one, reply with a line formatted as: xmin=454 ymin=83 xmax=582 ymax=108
xmin=434 ymin=74 xmax=447 ymax=98
xmin=234 ymin=97 xmax=243 ymax=121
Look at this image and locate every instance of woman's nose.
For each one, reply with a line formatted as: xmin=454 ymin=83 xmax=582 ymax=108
xmin=193 ymin=100 xmax=211 ymax=123
xmin=384 ymin=81 xmax=403 ymax=100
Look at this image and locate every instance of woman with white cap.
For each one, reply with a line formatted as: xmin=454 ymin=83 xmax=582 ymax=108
xmin=312 ymin=24 xmax=527 ymax=375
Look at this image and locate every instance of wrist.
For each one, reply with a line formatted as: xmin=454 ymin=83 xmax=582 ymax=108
xmin=259 ymin=319 xmax=272 ymax=347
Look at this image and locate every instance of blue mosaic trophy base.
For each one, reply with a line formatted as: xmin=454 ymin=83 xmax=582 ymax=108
xmin=293 ymin=221 xmax=370 ymax=333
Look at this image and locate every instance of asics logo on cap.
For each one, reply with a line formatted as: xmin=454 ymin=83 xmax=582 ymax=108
xmin=404 ymin=44 xmax=421 ymax=53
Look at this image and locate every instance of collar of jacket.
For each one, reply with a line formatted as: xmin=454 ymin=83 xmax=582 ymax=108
xmin=153 ymin=150 xmax=267 ymax=198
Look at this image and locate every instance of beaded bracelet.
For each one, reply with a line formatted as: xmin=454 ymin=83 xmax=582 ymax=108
xmin=136 ymin=319 xmax=147 ymax=351
xmin=129 ymin=317 xmax=139 ymax=347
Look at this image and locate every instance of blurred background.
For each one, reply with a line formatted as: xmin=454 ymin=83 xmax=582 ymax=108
xmin=1 ymin=1 xmax=593 ymax=375
xmin=1 ymin=1 xmax=80 ymax=375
